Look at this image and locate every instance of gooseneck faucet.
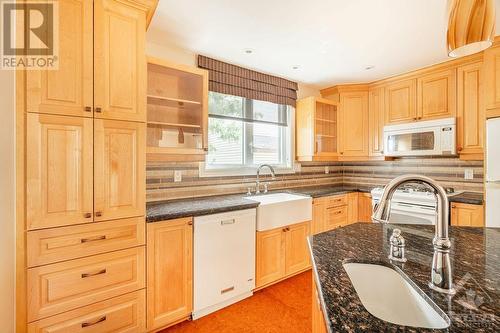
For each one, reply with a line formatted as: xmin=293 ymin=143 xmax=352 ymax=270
xmin=372 ymin=174 xmax=456 ymax=295
xmin=255 ymin=164 xmax=276 ymax=194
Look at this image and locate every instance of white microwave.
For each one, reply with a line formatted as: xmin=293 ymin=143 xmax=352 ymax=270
xmin=383 ymin=118 xmax=456 ymax=157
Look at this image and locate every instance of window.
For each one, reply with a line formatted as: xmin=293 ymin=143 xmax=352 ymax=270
xmin=202 ymin=92 xmax=294 ymax=175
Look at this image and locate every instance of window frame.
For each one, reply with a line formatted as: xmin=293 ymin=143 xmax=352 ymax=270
xmin=200 ymin=93 xmax=296 ymax=177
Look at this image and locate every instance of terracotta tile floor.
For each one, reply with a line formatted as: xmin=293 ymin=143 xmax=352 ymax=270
xmin=161 ymin=270 xmax=312 ymax=333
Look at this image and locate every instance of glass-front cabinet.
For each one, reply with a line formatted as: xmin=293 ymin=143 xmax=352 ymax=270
xmin=146 ymin=57 xmax=208 ymax=161
xmin=296 ymin=96 xmax=339 ymax=161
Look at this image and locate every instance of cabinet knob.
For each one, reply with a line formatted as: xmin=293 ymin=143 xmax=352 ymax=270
xmin=458 ymin=147 xmax=463 ymax=152
xmin=84 ymin=212 xmax=92 ymax=218
xmin=188 ymin=221 xmax=193 ymax=226
xmin=95 ymin=211 xmax=102 ymax=217
xmin=84 ymin=106 xmax=92 ymax=112
xmin=95 ymin=107 xmax=102 ymax=113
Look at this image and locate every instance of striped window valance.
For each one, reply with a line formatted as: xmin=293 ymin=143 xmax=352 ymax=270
xmin=198 ymin=55 xmax=298 ymax=107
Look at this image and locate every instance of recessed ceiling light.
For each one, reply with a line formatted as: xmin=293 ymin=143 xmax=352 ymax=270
xmin=365 ymin=65 xmax=375 ymax=70
xmin=244 ymin=48 xmax=253 ymax=54
xmin=292 ymin=66 xmax=300 ymax=70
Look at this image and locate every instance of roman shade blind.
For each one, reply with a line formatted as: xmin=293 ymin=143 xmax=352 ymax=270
xmin=198 ymin=55 xmax=298 ymax=107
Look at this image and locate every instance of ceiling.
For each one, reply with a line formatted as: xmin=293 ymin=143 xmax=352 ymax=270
xmin=147 ymin=0 xmax=500 ymax=88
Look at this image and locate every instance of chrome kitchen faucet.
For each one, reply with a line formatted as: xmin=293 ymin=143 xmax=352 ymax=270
xmin=372 ymin=174 xmax=456 ymax=295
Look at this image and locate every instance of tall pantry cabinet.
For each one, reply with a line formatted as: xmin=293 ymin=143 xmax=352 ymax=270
xmin=20 ymin=1 xmax=154 ymax=332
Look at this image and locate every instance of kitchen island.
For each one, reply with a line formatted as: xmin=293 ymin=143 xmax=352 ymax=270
xmin=309 ymin=223 xmax=499 ymax=332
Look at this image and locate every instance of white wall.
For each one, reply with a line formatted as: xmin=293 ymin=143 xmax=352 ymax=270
xmin=146 ymin=41 xmax=321 ymax=99
xmin=0 ymin=68 xmax=16 ymax=332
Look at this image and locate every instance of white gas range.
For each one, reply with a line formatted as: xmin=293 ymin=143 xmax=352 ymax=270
xmin=371 ymin=186 xmax=459 ymax=225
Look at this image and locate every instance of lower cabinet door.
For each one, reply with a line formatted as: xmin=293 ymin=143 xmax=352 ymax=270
xmin=285 ymin=222 xmax=311 ymax=275
xmin=256 ymin=228 xmax=285 ymax=288
xmin=451 ymin=203 xmax=484 ymax=227
xmin=27 ymin=247 xmax=145 ymax=321
xmin=27 ymin=290 xmax=145 ymax=333
xmin=147 ymin=218 xmax=193 ymax=331
xmin=312 ymin=278 xmax=328 ymax=333
xmin=358 ymin=193 xmax=374 ymax=222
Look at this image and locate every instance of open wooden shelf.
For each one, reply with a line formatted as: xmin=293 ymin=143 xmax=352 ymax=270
xmin=316 ymin=118 xmax=337 ymax=123
xmin=147 ymin=121 xmax=202 ymax=129
xmin=147 ymin=95 xmax=202 ymax=109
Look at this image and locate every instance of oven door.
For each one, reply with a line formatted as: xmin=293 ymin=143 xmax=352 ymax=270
xmin=388 ymin=202 xmax=436 ymax=225
xmin=384 ymin=127 xmax=441 ymax=157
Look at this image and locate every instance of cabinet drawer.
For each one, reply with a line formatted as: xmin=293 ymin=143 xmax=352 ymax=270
xmin=27 ymin=217 xmax=145 ymax=267
xmin=324 ymin=206 xmax=347 ymax=230
xmin=28 ymin=290 xmax=145 ymax=333
xmin=326 ymin=195 xmax=347 ymax=208
xmin=28 ymin=247 xmax=145 ymax=321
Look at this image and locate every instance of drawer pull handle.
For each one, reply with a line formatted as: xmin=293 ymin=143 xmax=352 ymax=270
xmin=221 ymin=286 xmax=234 ymax=294
xmin=81 ymin=316 xmax=106 ymax=328
xmin=81 ymin=269 xmax=106 ymax=278
xmin=334 ymin=211 xmax=342 ymax=215
xmin=81 ymin=235 xmax=106 ymax=243
xmin=221 ymin=219 xmax=235 ymax=225
xmin=84 ymin=213 xmax=92 ymax=218
xmin=95 ymin=211 xmax=102 ymax=217
xmin=95 ymin=107 xmax=102 ymax=113
xmin=84 ymin=106 xmax=92 ymax=112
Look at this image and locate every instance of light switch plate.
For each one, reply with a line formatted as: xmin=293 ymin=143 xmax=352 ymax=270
xmin=325 ymin=166 xmax=329 ymax=174
xmin=464 ymin=169 xmax=474 ymax=180
xmin=174 ymin=170 xmax=182 ymax=182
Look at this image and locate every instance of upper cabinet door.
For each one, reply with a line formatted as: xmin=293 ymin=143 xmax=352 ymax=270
xmin=417 ymin=69 xmax=456 ymax=120
xmin=26 ymin=0 xmax=93 ymax=117
xmin=94 ymin=119 xmax=145 ymax=221
xmin=26 ymin=114 xmax=94 ymax=230
xmin=368 ymin=86 xmax=385 ymax=156
xmin=457 ymin=62 xmax=484 ymax=159
xmin=94 ymin=0 xmax=146 ymax=122
xmin=339 ymin=91 xmax=369 ymax=157
xmin=385 ymin=79 xmax=417 ymax=124
xmin=485 ymin=45 xmax=500 ymax=116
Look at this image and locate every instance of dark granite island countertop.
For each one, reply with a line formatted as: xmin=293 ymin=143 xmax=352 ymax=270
xmin=309 ymin=223 xmax=499 ymax=332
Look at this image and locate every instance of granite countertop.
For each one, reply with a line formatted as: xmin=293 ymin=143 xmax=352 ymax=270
xmin=146 ymin=194 xmax=260 ymax=222
xmin=448 ymin=191 xmax=484 ymax=205
xmin=309 ymin=223 xmax=499 ymax=332
xmin=146 ymin=185 xmax=371 ymax=222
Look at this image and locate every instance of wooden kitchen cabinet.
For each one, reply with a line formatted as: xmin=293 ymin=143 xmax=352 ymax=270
xmin=312 ymin=199 xmax=326 ymax=235
xmin=457 ymin=62 xmax=485 ymax=160
xmin=385 ymin=79 xmax=417 ymax=124
xmin=94 ymin=0 xmax=147 ymax=122
xmin=417 ymin=69 xmax=456 ymax=121
xmin=358 ymin=193 xmax=373 ymax=222
xmin=26 ymin=113 xmax=94 ymax=230
xmin=27 ymin=290 xmax=146 ymax=333
xmin=485 ymin=44 xmax=500 ymax=118
xmin=285 ymin=222 xmax=311 ymax=276
xmin=256 ymin=221 xmax=311 ymax=288
xmin=339 ymin=91 xmax=369 ymax=157
xmin=27 ymin=247 xmax=145 ymax=321
xmin=368 ymin=86 xmax=385 ymax=156
xmin=26 ymin=0 xmax=93 ymax=117
xmin=312 ymin=278 xmax=328 ymax=333
xmin=94 ymin=119 xmax=146 ymax=222
xmin=451 ymin=203 xmax=484 ymax=227
xmin=146 ymin=58 xmax=209 ymax=162
xmin=346 ymin=192 xmax=359 ymax=224
xmin=296 ymin=97 xmax=339 ymax=161
xmin=147 ymin=218 xmax=193 ymax=331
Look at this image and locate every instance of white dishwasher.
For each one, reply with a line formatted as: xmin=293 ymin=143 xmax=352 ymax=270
xmin=193 ymin=208 xmax=256 ymax=319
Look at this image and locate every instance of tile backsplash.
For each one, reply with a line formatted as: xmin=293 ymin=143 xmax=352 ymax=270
xmin=146 ymin=158 xmax=483 ymax=202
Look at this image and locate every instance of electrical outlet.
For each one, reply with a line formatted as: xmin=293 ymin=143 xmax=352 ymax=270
xmin=324 ymin=166 xmax=329 ymax=174
xmin=293 ymin=163 xmax=301 ymax=172
xmin=174 ymin=170 xmax=182 ymax=182
xmin=464 ymin=169 xmax=474 ymax=180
